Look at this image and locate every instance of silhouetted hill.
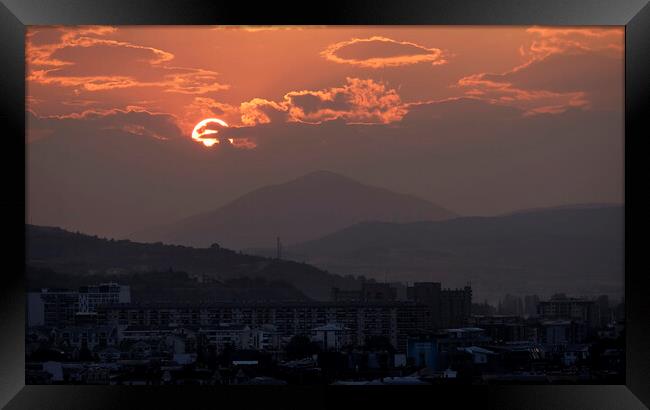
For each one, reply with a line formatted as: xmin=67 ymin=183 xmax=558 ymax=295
xmin=502 ymin=202 xmax=622 ymax=216
xmin=285 ymin=206 xmax=624 ymax=301
xmin=26 ymin=225 xmax=365 ymax=300
xmin=131 ymin=170 xmax=456 ymax=249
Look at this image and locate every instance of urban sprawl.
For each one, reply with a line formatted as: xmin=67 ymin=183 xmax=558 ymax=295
xmin=26 ymin=282 xmax=625 ymax=385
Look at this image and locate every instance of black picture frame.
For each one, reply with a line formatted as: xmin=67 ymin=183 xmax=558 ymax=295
xmin=1 ymin=0 xmax=648 ymax=408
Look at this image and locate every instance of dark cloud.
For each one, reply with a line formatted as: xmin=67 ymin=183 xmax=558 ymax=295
xmin=27 ymin=27 xmax=228 ymax=94
xmin=28 ymin=108 xmax=183 ymax=142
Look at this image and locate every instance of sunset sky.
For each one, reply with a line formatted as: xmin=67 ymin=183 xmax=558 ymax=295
xmin=26 ymin=26 xmax=624 ymax=238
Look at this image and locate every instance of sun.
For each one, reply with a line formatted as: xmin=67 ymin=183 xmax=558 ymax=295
xmin=192 ymin=118 xmax=229 ymax=147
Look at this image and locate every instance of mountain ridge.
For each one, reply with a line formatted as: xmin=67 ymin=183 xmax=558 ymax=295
xmin=131 ymin=170 xmax=457 ymax=249
xmin=26 ymin=224 xmax=365 ymax=301
xmin=280 ymin=205 xmax=624 ymax=302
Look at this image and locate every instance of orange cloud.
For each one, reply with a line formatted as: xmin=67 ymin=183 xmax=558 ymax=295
xmin=27 ymin=27 xmax=228 ymax=94
xmin=321 ymin=36 xmax=446 ymax=68
xmin=457 ymin=74 xmax=589 ymax=116
xmin=455 ymin=27 xmax=621 ymax=116
xmin=524 ymin=27 xmax=623 ymax=59
xmin=232 ymin=78 xmax=407 ymax=126
xmin=159 ymin=67 xmax=229 ymax=94
xmin=509 ymin=27 xmax=623 ymax=74
xmin=284 ymin=78 xmax=407 ymax=124
xmin=27 ymin=26 xmax=172 ymax=69
xmin=186 ymin=97 xmax=237 ymax=115
xmin=188 ymin=78 xmax=408 ymax=128
xmin=239 ymin=98 xmax=288 ymax=126
xmin=28 ymin=70 xmax=141 ymax=91
xmin=181 ymin=98 xmax=284 ymax=149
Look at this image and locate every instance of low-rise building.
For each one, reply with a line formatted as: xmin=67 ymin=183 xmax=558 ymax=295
xmin=251 ymin=324 xmax=281 ymax=351
xmin=458 ymin=346 xmax=496 ymax=365
xmin=467 ymin=315 xmax=537 ymax=343
xmin=539 ymin=320 xmax=588 ymax=346
xmin=55 ymin=325 xmax=118 ymax=351
xmin=311 ymin=323 xmax=352 ymax=351
xmin=98 ymin=301 xmax=432 ymax=353
xmin=198 ymin=324 xmax=252 ymax=351
xmin=407 ymin=334 xmax=439 ymax=369
xmin=119 ymin=325 xmax=175 ymax=342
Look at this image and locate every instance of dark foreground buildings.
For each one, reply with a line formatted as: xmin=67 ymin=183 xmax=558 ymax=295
xmin=25 ymin=280 xmax=624 ymax=385
xmin=331 ymin=281 xmax=473 ymax=329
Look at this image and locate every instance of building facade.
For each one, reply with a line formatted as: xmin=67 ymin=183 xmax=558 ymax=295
xmin=407 ymin=282 xmax=472 ymax=329
xmin=537 ymin=295 xmax=599 ymax=329
xmin=37 ymin=283 xmax=131 ymax=328
xmin=97 ymin=301 xmax=432 ymax=353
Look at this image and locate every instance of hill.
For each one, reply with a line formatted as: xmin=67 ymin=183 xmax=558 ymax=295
xmin=131 ymin=170 xmax=456 ymax=249
xmin=26 ymin=224 xmax=364 ymax=301
xmin=285 ymin=205 xmax=624 ymax=302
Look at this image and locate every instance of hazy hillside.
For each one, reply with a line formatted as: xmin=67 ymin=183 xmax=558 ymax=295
xmin=285 ymin=206 xmax=624 ymax=302
xmin=131 ymin=170 xmax=456 ymax=249
xmin=26 ymin=225 xmax=365 ymax=301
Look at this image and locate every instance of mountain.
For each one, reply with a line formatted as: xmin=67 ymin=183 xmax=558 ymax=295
xmin=285 ymin=205 xmax=624 ymax=302
xmin=502 ymin=202 xmax=622 ymax=216
xmin=26 ymin=224 xmax=365 ymax=301
xmin=131 ymin=170 xmax=456 ymax=249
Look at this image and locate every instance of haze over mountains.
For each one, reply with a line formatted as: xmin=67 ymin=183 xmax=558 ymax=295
xmin=27 ymin=203 xmax=624 ymax=302
xmin=277 ymin=205 xmax=624 ymax=303
xmin=27 ymin=166 xmax=625 ymax=303
xmin=132 ymin=171 xmax=456 ymax=249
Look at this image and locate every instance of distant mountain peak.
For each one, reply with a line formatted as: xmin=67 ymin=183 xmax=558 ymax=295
xmin=132 ymin=171 xmax=457 ymax=249
xmin=301 ymin=169 xmax=345 ymax=178
xmin=290 ymin=170 xmax=357 ymax=184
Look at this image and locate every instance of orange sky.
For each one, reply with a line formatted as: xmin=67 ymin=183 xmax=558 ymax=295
xmin=26 ymin=26 xmax=625 ymax=237
xmin=27 ymin=26 xmax=623 ymax=141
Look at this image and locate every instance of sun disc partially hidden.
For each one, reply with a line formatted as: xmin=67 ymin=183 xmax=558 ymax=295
xmin=192 ymin=118 xmax=229 ymax=147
